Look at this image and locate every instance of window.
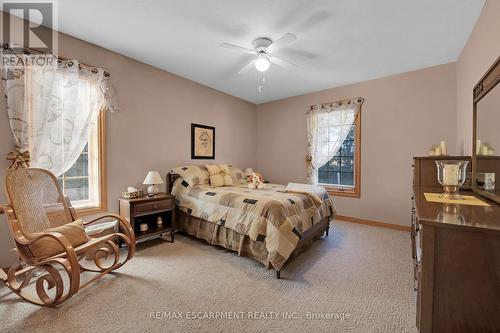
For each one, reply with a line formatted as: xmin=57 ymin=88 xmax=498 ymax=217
xmin=2 ymin=53 xmax=110 ymax=214
xmin=317 ymin=111 xmax=361 ymax=197
xmin=57 ymin=113 xmax=107 ymax=213
xmin=58 ymin=144 xmax=90 ymax=202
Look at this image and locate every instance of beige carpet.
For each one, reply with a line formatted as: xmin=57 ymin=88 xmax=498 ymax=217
xmin=0 ymin=220 xmax=416 ymax=333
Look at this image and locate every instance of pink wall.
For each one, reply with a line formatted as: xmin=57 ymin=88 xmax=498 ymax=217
xmin=256 ymin=63 xmax=457 ymax=226
xmin=0 ymin=14 xmax=256 ymax=267
xmin=456 ymin=0 xmax=500 ymax=155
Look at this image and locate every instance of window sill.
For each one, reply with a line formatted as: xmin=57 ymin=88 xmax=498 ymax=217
xmin=75 ymin=206 xmax=107 ymax=217
xmin=71 ymin=195 xmax=108 ymax=217
xmin=325 ymin=187 xmax=360 ymax=198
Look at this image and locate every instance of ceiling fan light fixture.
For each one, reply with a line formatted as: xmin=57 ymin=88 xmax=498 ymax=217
xmin=255 ymin=54 xmax=270 ymax=72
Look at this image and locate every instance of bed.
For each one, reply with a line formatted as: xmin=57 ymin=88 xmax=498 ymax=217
xmin=166 ymin=169 xmax=335 ymax=279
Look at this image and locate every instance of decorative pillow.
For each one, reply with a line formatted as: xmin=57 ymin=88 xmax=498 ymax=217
xmin=220 ymin=164 xmax=234 ymax=186
xmin=206 ymin=164 xmax=233 ymax=187
xmin=26 ymin=219 xmax=90 ymax=260
xmin=171 ymin=165 xmax=209 ymax=187
xmin=205 ymin=164 xmax=221 ymax=176
xmin=228 ymin=166 xmax=246 ymax=184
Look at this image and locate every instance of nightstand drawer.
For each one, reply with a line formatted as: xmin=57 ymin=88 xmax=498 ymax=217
xmin=119 ymin=193 xmax=176 ymax=245
xmin=135 ymin=199 xmax=173 ymax=214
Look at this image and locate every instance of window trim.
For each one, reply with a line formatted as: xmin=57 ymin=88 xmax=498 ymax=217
xmin=74 ymin=111 xmax=107 ymax=216
xmin=322 ymin=110 xmax=361 ymax=198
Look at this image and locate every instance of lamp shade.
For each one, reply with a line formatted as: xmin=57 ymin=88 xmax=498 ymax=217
xmin=143 ymin=171 xmax=163 ymax=185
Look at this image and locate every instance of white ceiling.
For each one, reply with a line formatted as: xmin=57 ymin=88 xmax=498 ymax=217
xmin=52 ymin=0 xmax=484 ymax=104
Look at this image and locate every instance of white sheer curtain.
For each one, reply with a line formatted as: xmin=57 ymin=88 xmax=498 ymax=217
xmin=306 ymin=97 xmax=364 ymax=184
xmin=2 ymin=54 xmax=109 ymax=176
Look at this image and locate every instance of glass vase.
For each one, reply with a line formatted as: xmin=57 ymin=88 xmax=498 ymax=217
xmin=435 ymin=160 xmax=469 ymax=200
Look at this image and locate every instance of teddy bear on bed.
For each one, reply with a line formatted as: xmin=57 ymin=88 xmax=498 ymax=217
xmin=248 ymin=172 xmax=265 ymax=189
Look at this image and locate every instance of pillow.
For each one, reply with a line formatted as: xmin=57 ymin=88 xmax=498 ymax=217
xmin=26 ymin=219 xmax=90 ymax=260
xmin=171 ymin=165 xmax=209 ymax=187
xmin=228 ymin=166 xmax=246 ymax=184
xmin=205 ymin=164 xmax=221 ymax=176
xmin=220 ymin=164 xmax=233 ymax=182
xmin=206 ymin=164 xmax=233 ymax=187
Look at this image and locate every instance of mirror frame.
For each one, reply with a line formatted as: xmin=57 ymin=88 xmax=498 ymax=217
xmin=472 ymin=55 xmax=500 ymax=204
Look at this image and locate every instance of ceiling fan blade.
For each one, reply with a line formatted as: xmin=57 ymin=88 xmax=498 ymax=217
xmin=267 ymin=33 xmax=297 ymax=53
xmin=270 ymin=55 xmax=297 ymax=69
xmin=296 ymin=11 xmax=331 ymax=32
xmin=238 ymin=59 xmax=256 ymax=74
xmin=279 ymin=48 xmax=319 ymax=60
xmin=220 ymin=42 xmax=255 ymax=54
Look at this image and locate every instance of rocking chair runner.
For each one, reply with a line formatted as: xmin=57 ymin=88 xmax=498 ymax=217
xmin=0 ymin=168 xmax=135 ymax=306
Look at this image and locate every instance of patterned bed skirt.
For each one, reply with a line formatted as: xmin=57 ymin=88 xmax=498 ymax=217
xmin=175 ymin=210 xmax=330 ymax=271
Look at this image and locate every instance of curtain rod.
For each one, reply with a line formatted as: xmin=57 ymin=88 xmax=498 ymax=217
xmin=2 ymin=43 xmax=110 ymax=77
xmin=307 ymin=97 xmax=364 ymax=111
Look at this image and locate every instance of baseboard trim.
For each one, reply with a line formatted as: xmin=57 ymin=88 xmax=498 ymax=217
xmin=335 ymin=215 xmax=410 ymax=232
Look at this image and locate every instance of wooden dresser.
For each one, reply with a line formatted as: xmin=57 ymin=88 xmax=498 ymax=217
xmin=412 ymin=157 xmax=500 ymax=332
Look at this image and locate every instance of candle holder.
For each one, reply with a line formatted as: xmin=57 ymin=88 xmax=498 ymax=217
xmin=435 ymin=160 xmax=469 ymax=200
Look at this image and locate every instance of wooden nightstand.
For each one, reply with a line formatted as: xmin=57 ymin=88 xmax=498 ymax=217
xmin=119 ymin=193 xmax=175 ymax=244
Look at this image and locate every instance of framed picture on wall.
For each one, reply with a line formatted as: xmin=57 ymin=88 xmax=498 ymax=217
xmin=191 ymin=123 xmax=215 ymax=159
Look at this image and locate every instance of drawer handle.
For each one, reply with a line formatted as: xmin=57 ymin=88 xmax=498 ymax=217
xmin=153 ymin=204 xmax=158 ymax=209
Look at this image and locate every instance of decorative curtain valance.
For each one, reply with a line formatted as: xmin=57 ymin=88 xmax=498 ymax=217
xmin=1 ymin=51 xmax=118 ymax=176
xmin=306 ymin=97 xmax=364 ymax=184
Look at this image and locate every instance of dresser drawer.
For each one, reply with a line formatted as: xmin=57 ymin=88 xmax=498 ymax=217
xmin=135 ymin=199 xmax=173 ymax=214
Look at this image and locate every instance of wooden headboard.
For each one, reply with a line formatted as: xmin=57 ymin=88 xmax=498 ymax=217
xmin=166 ymin=172 xmax=180 ymax=194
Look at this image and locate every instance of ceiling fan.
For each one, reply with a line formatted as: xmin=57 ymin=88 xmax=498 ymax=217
xmin=220 ymin=33 xmax=299 ymax=91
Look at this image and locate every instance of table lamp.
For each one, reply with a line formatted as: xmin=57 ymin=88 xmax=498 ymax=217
xmin=143 ymin=171 xmax=163 ymax=196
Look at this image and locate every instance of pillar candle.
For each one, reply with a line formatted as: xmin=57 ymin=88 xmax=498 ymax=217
xmin=440 ymin=141 xmax=447 ymax=155
xmin=435 ymin=146 xmax=442 ymax=156
xmin=480 ymin=145 xmax=489 ymax=156
xmin=443 ymin=164 xmax=459 ymax=186
xmin=476 ymin=140 xmax=482 ymax=155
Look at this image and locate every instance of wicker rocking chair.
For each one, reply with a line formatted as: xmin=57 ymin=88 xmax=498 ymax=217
xmin=0 ymin=168 xmax=135 ymax=307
